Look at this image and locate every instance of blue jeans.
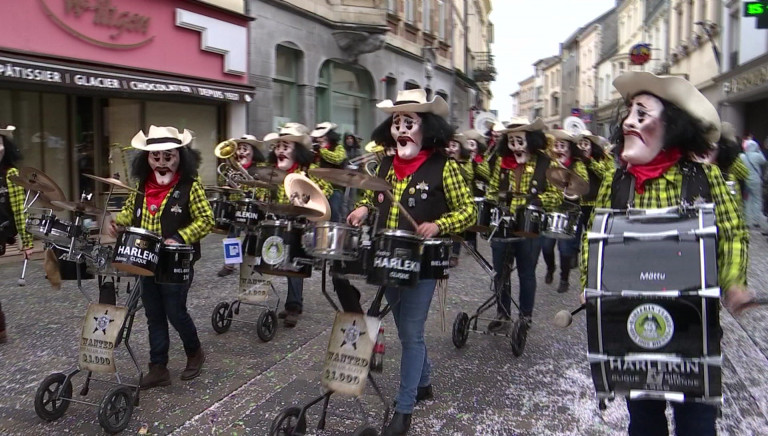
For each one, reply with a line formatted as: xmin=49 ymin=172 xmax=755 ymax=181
xmin=141 ymin=268 xmax=200 ymax=365
xmin=626 ymin=399 xmax=717 ymax=436
xmin=490 ymin=238 xmax=541 ymax=317
xmin=329 ymin=190 xmax=344 ymax=223
xmin=384 ymin=279 xmax=437 ymax=414
xmin=286 ymin=277 xmax=303 ymax=311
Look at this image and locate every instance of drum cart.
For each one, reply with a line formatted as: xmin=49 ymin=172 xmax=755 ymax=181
xmin=210 ymin=270 xmax=281 ymax=343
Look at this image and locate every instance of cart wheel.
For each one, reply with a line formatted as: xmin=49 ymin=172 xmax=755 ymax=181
xmin=211 ymin=302 xmax=232 ymax=333
xmin=98 ymin=385 xmax=134 ymax=434
xmin=34 ymin=373 xmax=73 ymax=421
xmin=452 ymin=312 xmax=470 ymax=348
xmin=351 ymin=424 xmax=379 ymax=436
xmin=256 ymin=310 xmax=278 ymax=342
xmin=509 ymin=319 xmax=528 ymax=357
xmin=269 ymin=406 xmax=306 ymax=435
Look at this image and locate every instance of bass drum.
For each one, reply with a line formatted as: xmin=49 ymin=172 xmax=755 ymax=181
xmin=252 ymin=220 xmax=311 ymax=278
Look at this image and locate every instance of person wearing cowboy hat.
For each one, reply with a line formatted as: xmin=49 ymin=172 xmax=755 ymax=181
xmin=0 ymin=125 xmax=33 ymax=344
xmin=345 ymin=89 xmax=476 ymax=436
xmin=579 ymin=72 xmax=754 ymax=435
xmin=703 ymin=122 xmax=749 ymax=211
xmin=540 ymin=129 xmax=588 ymax=294
xmin=109 ymin=125 xmax=214 ymax=389
xmin=443 ymin=133 xmax=473 ymax=266
xmin=311 ymin=122 xmax=348 ymax=222
xmin=216 ymin=134 xmax=270 ymax=277
xmin=456 ymin=129 xmax=491 ymax=253
xmin=484 ymin=117 xmax=563 ymax=333
xmin=261 ymin=123 xmax=333 ymax=328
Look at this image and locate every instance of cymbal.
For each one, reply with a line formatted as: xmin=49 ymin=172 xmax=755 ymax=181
xmin=260 ymin=202 xmax=325 ymax=218
xmin=8 ymin=174 xmax=54 ymax=193
xmin=252 ymin=167 xmax=288 ymax=183
xmin=83 ymin=174 xmax=142 ymax=194
xmin=50 ymin=200 xmax=106 ymax=216
xmin=17 ymin=167 xmax=67 ymax=208
xmin=238 ymin=179 xmax=274 ymax=189
xmin=545 ymin=167 xmax=589 ymax=196
xmin=308 ymin=168 xmax=392 ymax=191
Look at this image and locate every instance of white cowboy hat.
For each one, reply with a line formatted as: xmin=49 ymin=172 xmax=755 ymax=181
xmin=451 ymin=133 xmax=468 ymax=148
xmin=501 ymin=117 xmax=546 ymax=133
xmin=613 ymin=71 xmax=720 ymax=142
xmin=310 ymin=122 xmax=338 ymax=138
xmin=236 ymin=134 xmax=269 ymax=157
xmin=720 ymin=122 xmax=737 ymax=143
xmin=376 ymin=89 xmax=450 ymax=118
xmin=550 ymin=129 xmax=576 ymax=143
xmin=131 ymin=125 xmax=193 ymax=151
xmin=263 ymin=124 xmax=312 ymax=149
xmin=284 ymin=173 xmax=331 ymax=222
xmin=577 ymin=130 xmax=605 ymax=146
xmin=0 ymin=125 xmax=16 ymax=138
xmin=462 ymin=129 xmax=487 ymax=146
xmin=364 ymin=140 xmax=384 ymax=153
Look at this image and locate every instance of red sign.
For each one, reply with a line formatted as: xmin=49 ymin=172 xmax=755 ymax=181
xmin=629 ymin=43 xmax=652 ymax=66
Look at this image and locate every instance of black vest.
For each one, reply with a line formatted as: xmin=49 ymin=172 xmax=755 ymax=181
xmin=610 ymin=161 xmax=711 ymax=209
xmin=584 ymin=164 xmax=603 ymax=202
xmin=133 ymin=177 xmax=201 ymax=261
xmin=497 ymin=154 xmax=551 ymax=207
xmin=0 ymin=168 xmax=17 ymax=241
xmin=374 ymin=153 xmax=449 ymax=231
xmin=471 ymin=161 xmax=489 ymax=197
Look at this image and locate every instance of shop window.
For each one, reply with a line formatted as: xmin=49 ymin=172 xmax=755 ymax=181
xmin=274 ymin=44 xmax=301 ymax=130
xmin=316 ymin=61 xmax=374 ymax=140
xmin=422 ymin=0 xmax=431 ymax=33
xmin=404 ymin=81 xmax=420 ymax=90
xmin=405 ymin=0 xmax=415 ymax=23
xmin=438 ymin=0 xmax=446 ymax=39
xmin=385 ymin=75 xmax=397 ymax=101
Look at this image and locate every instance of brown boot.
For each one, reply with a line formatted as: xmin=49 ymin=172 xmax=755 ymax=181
xmin=180 ymin=347 xmax=205 ymax=380
xmin=140 ymin=363 xmax=171 ymax=390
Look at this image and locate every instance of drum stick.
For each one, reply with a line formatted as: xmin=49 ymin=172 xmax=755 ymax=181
xmin=385 ymin=190 xmax=419 ymax=231
xmin=553 ymin=304 xmax=586 ymax=329
xmin=18 ymin=257 xmax=28 ymax=286
xmin=437 ymin=278 xmax=448 ymax=332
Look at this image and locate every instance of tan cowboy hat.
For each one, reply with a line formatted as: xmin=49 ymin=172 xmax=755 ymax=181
xmin=501 ymin=117 xmax=546 ymax=133
xmin=284 ymin=173 xmax=331 ymax=222
xmin=236 ymin=134 xmax=269 ymax=157
xmin=377 ymin=89 xmax=450 ymax=118
xmin=451 ymin=133 xmax=468 ymax=148
xmin=613 ymin=71 xmax=720 ymax=142
xmin=0 ymin=125 xmax=16 ymax=138
xmin=720 ymin=122 xmax=737 ymax=143
xmin=462 ymin=129 xmax=487 ymax=146
xmin=263 ymin=124 xmax=312 ymax=148
xmin=310 ymin=122 xmax=338 ymax=138
xmin=550 ymin=129 xmax=576 ymax=143
xmin=131 ymin=125 xmax=193 ymax=151
xmin=577 ymin=129 xmax=605 ymax=146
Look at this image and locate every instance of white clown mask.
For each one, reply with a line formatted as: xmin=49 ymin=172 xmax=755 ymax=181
xmin=0 ymin=137 xmax=5 ymax=163
xmin=577 ymin=138 xmax=592 ymax=158
xmin=621 ymin=94 xmax=665 ymax=166
xmin=236 ymin=143 xmax=254 ymax=167
xmin=467 ymin=139 xmax=478 ymax=158
xmin=274 ymin=140 xmax=296 ymax=171
xmin=553 ymin=140 xmax=571 ymax=165
xmin=446 ymin=140 xmax=461 ymax=159
xmin=508 ymin=132 xmax=530 ymax=164
xmin=391 ymin=112 xmax=423 ymax=160
xmin=148 ymin=149 xmax=180 ymax=185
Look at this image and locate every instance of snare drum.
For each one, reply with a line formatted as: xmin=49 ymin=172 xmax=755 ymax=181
xmin=419 ymin=239 xmax=451 ymax=279
xmin=209 ymin=198 xmax=235 ymax=234
xmin=26 ymin=212 xmax=74 ymax=245
xmin=252 ymin=220 xmax=311 ymax=278
xmin=155 ymin=244 xmax=194 ymax=284
xmin=367 ymin=230 xmax=423 ymax=288
xmin=467 ymin=198 xmax=495 ymax=232
xmin=54 ymin=246 xmax=94 ymax=281
xmin=542 ymin=209 xmax=580 ymax=240
xmin=302 ymin=221 xmax=360 ymax=261
xmin=513 ymin=204 xmax=545 ymax=237
xmin=111 ymin=227 xmax=162 ymax=276
xmin=234 ymin=198 xmax=264 ymax=229
xmin=482 ymin=208 xmax=519 ymax=242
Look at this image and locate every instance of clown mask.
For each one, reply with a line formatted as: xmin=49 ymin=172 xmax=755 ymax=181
xmin=553 ymin=140 xmax=571 ymax=165
xmin=508 ymin=132 xmax=530 ymax=164
xmin=578 ymin=138 xmax=592 ymax=158
xmin=149 ymin=149 xmax=180 ymax=185
xmin=446 ymin=140 xmax=461 ymax=159
xmin=467 ymin=139 xmax=478 ymax=158
xmin=391 ymin=112 xmax=423 ymax=160
xmin=274 ymin=140 xmax=296 ymax=171
xmin=236 ymin=143 xmax=253 ymax=168
xmin=621 ymin=94 xmax=665 ymax=166
xmin=0 ymin=137 xmax=5 ymax=163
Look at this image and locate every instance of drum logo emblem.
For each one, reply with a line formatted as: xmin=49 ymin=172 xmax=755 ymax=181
xmin=627 ymin=304 xmax=674 ymax=349
xmin=134 ymin=239 xmax=149 ymax=249
xmin=340 ymin=319 xmax=366 ymax=350
xmin=262 ymin=236 xmax=286 ymax=266
xmin=93 ymin=310 xmax=115 ymax=335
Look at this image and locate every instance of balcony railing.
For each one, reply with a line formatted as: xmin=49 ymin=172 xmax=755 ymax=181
xmin=472 ymin=52 xmax=497 ymax=83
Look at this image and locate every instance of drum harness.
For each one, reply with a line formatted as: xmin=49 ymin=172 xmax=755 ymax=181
xmin=610 ymin=161 xmax=711 ymax=210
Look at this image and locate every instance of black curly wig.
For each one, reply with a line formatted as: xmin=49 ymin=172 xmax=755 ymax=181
xmin=583 ymin=138 xmax=607 ymax=161
xmin=496 ymin=129 xmax=547 ymax=158
xmin=609 ymin=92 xmax=714 ymax=162
xmin=267 ymin=140 xmax=315 ymax=167
xmin=0 ymin=134 xmax=22 ymax=169
xmin=322 ymin=129 xmax=341 ymax=151
xmin=715 ymin=137 xmax=743 ymax=176
xmin=555 ymin=138 xmax=587 ymax=163
xmin=343 ymin=133 xmax=361 ymax=150
xmin=370 ymin=112 xmax=454 ymax=151
xmin=131 ymin=147 xmax=202 ymax=183
xmin=443 ymin=138 xmax=471 ymax=161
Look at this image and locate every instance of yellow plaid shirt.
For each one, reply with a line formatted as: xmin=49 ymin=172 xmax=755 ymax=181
xmin=115 ymin=177 xmax=213 ymax=243
xmin=486 ymin=158 xmax=563 ymax=211
xmin=319 ymin=145 xmax=347 ymax=166
xmin=581 ymin=158 xmax=616 ymax=207
xmin=6 ymin=168 xmax=33 ymax=248
xmin=580 ymin=162 xmax=748 ymax=292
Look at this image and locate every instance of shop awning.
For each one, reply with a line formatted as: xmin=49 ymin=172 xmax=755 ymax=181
xmin=0 ymin=52 xmax=255 ymax=103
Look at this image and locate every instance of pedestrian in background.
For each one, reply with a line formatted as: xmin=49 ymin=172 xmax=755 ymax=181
xmin=740 ymin=139 xmax=768 ymax=231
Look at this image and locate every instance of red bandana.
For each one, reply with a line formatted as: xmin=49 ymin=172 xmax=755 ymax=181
xmin=283 ymin=162 xmax=299 ymax=174
xmin=500 ymin=155 xmax=519 ymax=170
xmin=242 ymin=161 xmax=252 ymax=169
xmin=393 ymin=149 xmax=433 ymax=180
xmin=145 ymin=171 xmax=180 ymax=216
xmin=473 ymin=154 xmax=484 ymax=163
xmin=563 ymin=157 xmax=572 ymax=168
xmin=626 ymin=148 xmax=682 ymax=194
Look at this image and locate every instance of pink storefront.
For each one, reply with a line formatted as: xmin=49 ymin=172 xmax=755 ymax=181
xmin=0 ymin=0 xmax=253 ymax=199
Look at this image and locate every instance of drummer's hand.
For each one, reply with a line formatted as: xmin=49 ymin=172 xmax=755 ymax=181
xmin=724 ymin=285 xmax=756 ymax=316
xmin=579 ymin=291 xmax=586 ymax=305
xmin=23 ymin=247 xmax=34 ymax=259
xmin=108 ymin=220 xmax=118 ymax=238
xmin=347 ymin=207 xmax=368 ymax=227
xmin=164 ymin=238 xmax=180 ymax=245
xmin=416 ymin=222 xmax=439 ymax=238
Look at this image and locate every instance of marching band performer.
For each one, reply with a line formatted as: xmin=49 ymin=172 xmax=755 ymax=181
xmin=109 ymin=126 xmax=214 ymax=389
xmin=216 ymin=135 xmax=269 ymax=277
xmin=461 ymin=130 xmax=491 ymax=252
xmin=346 ymin=89 xmax=475 ymax=435
xmin=580 ymin=72 xmax=753 ymax=435
xmin=261 ymin=123 xmax=333 ymax=328
xmin=0 ymin=126 xmax=33 ymax=344
xmin=485 ymin=118 xmax=562 ymax=332
xmin=311 ymin=122 xmax=347 ymax=222
xmin=576 ymin=129 xmax=615 ymax=232
xmin=707 ymin=122 xmax=749 ymax=211
xmin=540 ymin=129 xmax=588 ymax=293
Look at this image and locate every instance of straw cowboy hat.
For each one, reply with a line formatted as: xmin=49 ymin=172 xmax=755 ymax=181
xmin=462 ymin=129 xmax=487 ymax=146
xmin=236 ymin=134 xmax=269 ymax=157
xmin=550 ymin=129 xmax=577 ymax=143
xmin=451 ymin=133 xmax=468 ymax=148
xmin=500 ymin=117 xmax=547 ymax=133
xmin=577 ymin=129 xmax=605 ymax=146
xmin=613 ymin=71 xmax=721 ymax=142
xmin=131 ymin=125 xmax=193 ymax=151
xmin=0 ymin=125 xmax=16 ymax=138
xmin=284 ymin=173 xmax=331 ymax=222
xmin=377 ymin=89 xmax=450 ymax=118
xmin=263 ymin=123 xmax=312 ymax=148
xmin=720 ymin=122 xmax=737 ymax=143
xmin=310 ymin=122 xmax=338 ymax=138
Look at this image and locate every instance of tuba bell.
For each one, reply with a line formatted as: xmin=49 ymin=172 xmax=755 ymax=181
xmin=215 ymin=139 xmax=256 ymax=189
xmin=347 ymin=141 xmax=384 ymax=176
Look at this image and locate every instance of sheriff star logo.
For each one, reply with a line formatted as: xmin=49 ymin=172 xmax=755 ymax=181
xmin=416 ymin=181 xmax=429 ymax=191
xmin=170 ymin=204 xmax=182 ymax=214
xmin=93 ymin=310 xmax=115 ymax=335
xmin=339 ymin=319 xmax=366 ymax=351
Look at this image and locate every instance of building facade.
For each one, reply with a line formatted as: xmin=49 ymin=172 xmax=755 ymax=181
xmin=518 ymin=75 xmax=535 ymax=121
xmin=542 ymin=57 xmax=562 ymax=129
